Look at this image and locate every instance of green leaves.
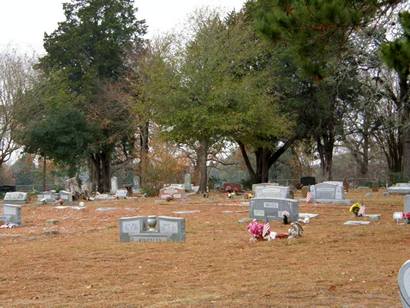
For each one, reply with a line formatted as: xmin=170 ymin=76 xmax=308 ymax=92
xmin=380 ymin=11 xmax=410 ymax=78
xmin=249 ymin=0 xmax=398 ymax=80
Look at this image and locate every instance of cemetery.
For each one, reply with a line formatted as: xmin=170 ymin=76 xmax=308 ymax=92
xmin=0 ymin=188 xmax=409 ymax=306
xmin=1 ymin=0 xmax=410 ymax=306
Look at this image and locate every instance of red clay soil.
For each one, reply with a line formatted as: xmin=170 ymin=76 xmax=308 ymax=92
xmin=0 ymin=190 xmax=408 ymax=307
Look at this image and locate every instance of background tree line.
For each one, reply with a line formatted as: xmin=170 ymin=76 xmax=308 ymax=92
xmin=0 ymin=0 xmax=409 ymax=193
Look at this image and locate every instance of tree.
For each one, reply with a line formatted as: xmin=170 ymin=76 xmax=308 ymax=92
xmin=380 ymin=11 xmax=410 ymax=179
xmin=0 ymin=49 xmax=34 ymax=168
xmin=139 ymin=11 xmax=233 ymax=193
xmin=25 ymin=0 xmax=146 ymax=192
xmin=248 ymin=0 xmax=402 ymax=179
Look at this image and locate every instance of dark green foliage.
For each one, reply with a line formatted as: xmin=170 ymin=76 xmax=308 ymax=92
xmin=18 ymin=0 xmax=146 ymax=192
xmin=381 ymin=11 xmax=410 ymax=78
xmin=23 ymin=107 xmax=95 ymax=166
xmin=249 ymin=0 xmax=401 ymax=79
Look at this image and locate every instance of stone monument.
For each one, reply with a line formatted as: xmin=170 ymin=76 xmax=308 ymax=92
xmin=110 ymin=176 xmax=118 ymax=194
xmin=249 ymin=198 xmax=299 ymax=222
xmin=119 ymin=216 xmax=185 ymax=242
xmin=184 ymin=173 xmax=192 ymax=192
xmin=309 ymin=182 xmax=351 ymax=205
xmin=3 ymin=192 xmax=28 ymax=205
xmin=2 ymin=204 xmax=22 ymax=225
xmin=398 ymin=260 xmax=410 ymax=308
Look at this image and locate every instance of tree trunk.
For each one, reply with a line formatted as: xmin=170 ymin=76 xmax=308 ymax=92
xmin=139 ymin=122 xmax=149 ymax=187
xmin=400 ymin=71 xmax=410 ymax=180
xmin=90 ymin=149 xmax=112 ymax=193
xmin=197 ymin=139 xmax=209 ymax=194
xmin=42 ymin=156 xmax=47 ymax=191
xmin=238 ymin=138 xmax=296 ymax=184
xmin=317 ymin=130 xmax=334 ymax=181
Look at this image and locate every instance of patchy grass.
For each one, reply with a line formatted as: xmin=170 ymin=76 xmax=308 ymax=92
xmin=0 ymin=190 xmax=407 ymax=307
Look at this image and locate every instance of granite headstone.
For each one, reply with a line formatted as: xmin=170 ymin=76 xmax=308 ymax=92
xmin=4 ymin=192 xmax=28 ymax=205
xmin=2 ymin=204 xmax=22 ymax=225
xmin=249 ymin=198 xmax=299 ymax=222
xmin=119 ymin=216 xmax=185 ymax=242
xmin=398 ymin=260 xmax=410 ymax=308
xmin=310 ymin=183 xmax=350 ymax=205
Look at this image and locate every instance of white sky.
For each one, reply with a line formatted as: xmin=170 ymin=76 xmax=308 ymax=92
xmin=0 ymin=0 xmax=246 ymax=55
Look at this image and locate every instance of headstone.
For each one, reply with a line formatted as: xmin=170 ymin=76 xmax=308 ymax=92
xmin=2 ymin=204 xmax=22 ymax=225
xmin=323 ymin=181 xmax=344 ymax=187
xmin=253 ymin=185 xmax=291 ymax=199
xmin=94 ymin=194 xmax=115 ymax=200
xmin=132 ymin=176 xmax=140 ymax=193
xmin=0 ymin=185 xmax=16 ymax=193
xmin=3 ymin=192 xmax=28 ymax=205
xmin=110 ymin=176 xmax=118 ymax=194
xmin=387 ymin=183 xmax=410 ymax=194
xmin=398 ymin=260 xmax=410 ymax=308
xmin=249 ymin=198 xmax=299 ymax=222
xmin=159 ymin=187 xmax=186 ymax=200
xmin=37 ymin=191 xmax=57 ymax=203
xmin=184 ymin=174 xmax=192 ymax=191
xmin=59 ymin=190 xmax=73 ymax=203
xmin=251 ymin=183 xmax=279 ymax=193
xmin=119 ymin=216 xmax=185 ymax=242
xmin=116 ymin=189 xmax=128 ymax=199
xmin=223 ymin=183 xmax=241 ymax=193
xmin=309 ymin=183 xmax=351 ymax=205
xmin=405 ymin=195 xmax=410 ymax=213
xmin=300 ymin=176 xmax=316 ymax=186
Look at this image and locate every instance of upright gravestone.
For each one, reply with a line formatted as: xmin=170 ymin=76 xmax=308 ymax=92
xmin=119 ymin=216 xmax=185 ymax=242
xmin=37 ymin=191 xmax=57 ymax=203
xmin=405 ymin=195 xmax=410 ymax=213
xmin=388 ymin=183 xmax=410 ymax=194
xmin=300 ymin=176 xmax=316 ymax=187
xmin=251 ymin=183 xmax=279 ymax=193
xmin=184 ymin=173 xmax=192 ymax=192
xmin=2 ymin=204 xmax=22 ymax=225
xmin=3 ymin=192 xmax=28 ymax=205
xmin=310 ymin=183 xmax=351 ymax=205
xmin=323 ymin=181 xmax=344 ymax=187
xmin=398 ymin=260 xmax=410 ymax=308
xmin=110 ymin=176 xmax=118 ymax=194
xmin=116 ymin=189 xmax=128 ymax=199
xmin=59 ymin=190 xmax=73 ymax=203
xmin=132 ymin=176 xmax=140 ymax=193
xmin=249 ymin=198 xmax=299 ymax=222
xmin=253 ymin=185 xmax=291 ymax=199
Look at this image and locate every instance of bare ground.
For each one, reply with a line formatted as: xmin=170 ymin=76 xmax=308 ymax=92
xmin=0 ymin=190 xmax=408 ymax=307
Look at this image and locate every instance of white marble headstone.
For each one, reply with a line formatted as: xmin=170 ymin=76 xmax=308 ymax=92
xmin=4 ymin=192 xmax=27 ymax=204
xmin=398 ymin=260 xmax=410 ymax=308
xmin=405 ymin=195 xmax=410 ymax=213
xmin=110 ymin=176 xmax=118 ymax=194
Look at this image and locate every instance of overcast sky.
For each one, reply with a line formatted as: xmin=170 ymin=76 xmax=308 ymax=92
xmin=0 ymin=0 xmax=246 ymax=55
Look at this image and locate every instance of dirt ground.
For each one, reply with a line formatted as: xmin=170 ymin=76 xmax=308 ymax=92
xmin=0 ymin=189 xmax=409 ymax=307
